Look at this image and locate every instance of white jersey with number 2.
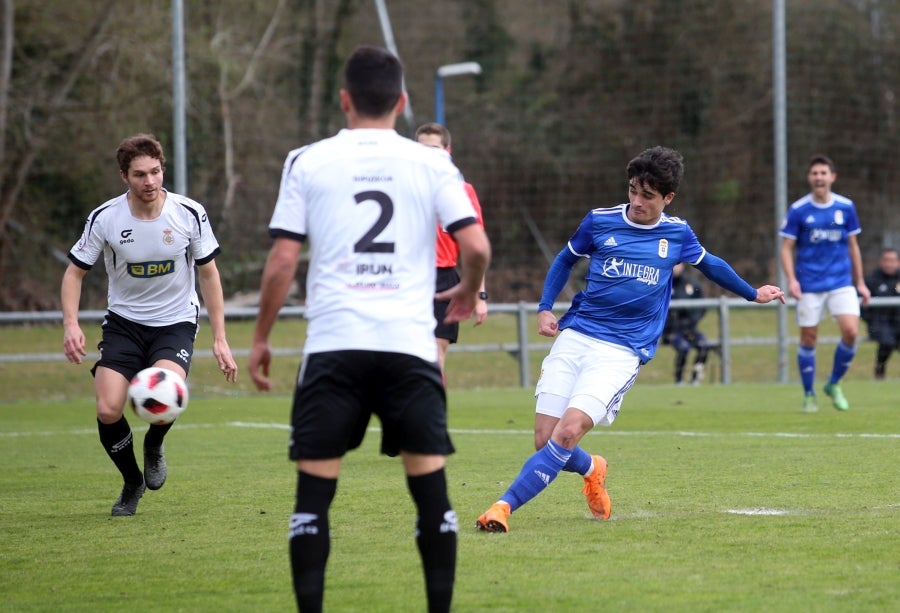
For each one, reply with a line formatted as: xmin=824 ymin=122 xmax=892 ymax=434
xmin=268 ymin=128 xmax=478 ymax=362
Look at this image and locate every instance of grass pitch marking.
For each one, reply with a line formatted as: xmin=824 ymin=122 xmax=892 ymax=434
xmin=3 ymin=422 xmax=899 ymax=439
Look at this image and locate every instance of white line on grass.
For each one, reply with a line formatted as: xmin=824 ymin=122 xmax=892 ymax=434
xmin=453 ymin=428 xmax=900 ymax=439
xmin=2 ymin=423 xmax=898 ymax=439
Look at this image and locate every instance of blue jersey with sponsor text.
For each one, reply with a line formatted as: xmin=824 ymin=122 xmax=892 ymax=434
xmin=779 ymin=193 xmax=861 ymax=293
xmin=557 ymin=205 xmax=705 ymax=362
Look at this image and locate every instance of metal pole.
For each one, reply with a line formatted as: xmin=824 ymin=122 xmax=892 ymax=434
xmin=434 ymin=62 xmax=482 ymax=125
xmin=434 ymin=75 xmax=445 ymax=124
xmin=718 ymin=296 xmax=732 ymax=384
xmin=517 ymin=301 xmax=531 ymax=388
xmin=773 ymin=0 xmax=789 ymax=383
xmin=373 ymin=0 xmax=414 ymax=130
xmin=172 ymin=0 xmax=187 ymax=195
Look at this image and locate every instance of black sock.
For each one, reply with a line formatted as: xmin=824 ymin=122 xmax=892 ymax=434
xmin=143 ymin=421 xmax=174 ymax=449
xmin=97 ymin=417 xmax=142 ymax=484
xmin=674 ymin=351 xmax=687 ymax=383
xmin=407 ymin=468 xmax=457 ymax=613
xmin=290 ymin=471 xmax=337 ymax=613
xmin=876 ymin=346 xmax=891 ymax=377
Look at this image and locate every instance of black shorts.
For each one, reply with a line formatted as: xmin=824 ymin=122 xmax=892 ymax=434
xmin=289 ymin=350 xmax=454 ymax=460
xmin=92 ymin=311 xmax=198 ymax=381
xmin=434 ymin=267 xmax=460 ymax=343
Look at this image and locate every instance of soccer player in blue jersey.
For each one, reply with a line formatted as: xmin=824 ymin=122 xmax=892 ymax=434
xmin=779 ymin=155 xmax=871 ymax=413
xmin=475 ymin=146 xmax=785 ymax=532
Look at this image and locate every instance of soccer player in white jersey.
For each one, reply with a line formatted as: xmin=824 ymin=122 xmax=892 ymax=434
xmin=476 ymin=147 xmax=785 ymax=533
xmin=780 ymin=155 xmax=870 ymax=413
xmin=247 ymin=47 xmax=490 ymax=613
xmin=61 ymin=134 xmax=238 ymax=517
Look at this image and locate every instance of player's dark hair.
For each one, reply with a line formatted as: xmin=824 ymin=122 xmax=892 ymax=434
xmin=627 ymin=146 xmax=684 ymax=196
xmin=415 ymin=122 xmax=451 ymax=148
xmin=807 ymin=154 xmax=836 ymax=174
xmin=116 ymin=134 xmax=165 ymax=175
xmin=344 ymin=46 xmax=403 ymax=118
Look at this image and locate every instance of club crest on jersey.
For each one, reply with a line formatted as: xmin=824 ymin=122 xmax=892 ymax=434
xmin=163 ymin=229 xmax=175 ymax=245
xmin=128 ymin=260 xmax=175 ymax=278
xmin=658 ymin=239 xmax=669 ymax=258
xmin=834 ymin=210 xmax=844 ymax=225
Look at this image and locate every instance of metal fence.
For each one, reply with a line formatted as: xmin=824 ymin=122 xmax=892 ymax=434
xmin=3 ymin=297 xmax=899 ymax=387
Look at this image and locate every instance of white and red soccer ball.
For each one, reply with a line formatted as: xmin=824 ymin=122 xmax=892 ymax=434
xmin=129 ymin=367 xmax=189 ymax=425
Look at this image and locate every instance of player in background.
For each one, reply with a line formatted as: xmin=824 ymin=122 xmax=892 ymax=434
xmin=862 ymin=247 xmax=900 ymax=379
xmin=247 ymin=47 xmax=490 ymax=613
xmin=415 ymin=122 xmax=489 ymax=379
xmin=663 ymin=262 xmax=711 ymax=385
xmin=779 ymin=155 xmax=870 ymax=413
xmin=475 ymin=146 xmax=784 ymax=533
xmin=61 ymin=133 xmax=238 ymax=516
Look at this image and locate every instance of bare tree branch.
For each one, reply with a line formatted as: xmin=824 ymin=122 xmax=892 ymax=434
xmin=213 ymin=0 xmax=287 ymax=218
xmin=0 ymin=0 xmax=117 ymax=281
xmin=0 ymin=0 xmax=13 ymax=175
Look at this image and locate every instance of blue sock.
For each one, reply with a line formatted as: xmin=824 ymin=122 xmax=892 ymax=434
xmin=563 ymin=445 xmax=593 ymax=475
xmin=500 ymin=440 xmax=571 ymax=512
xmin=829 ymin=341 xmax=856 ymax=384
xmin=797 ymin=345 xmax=816 ymax=394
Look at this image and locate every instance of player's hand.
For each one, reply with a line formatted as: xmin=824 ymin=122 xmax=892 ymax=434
xmin=753 ymin=285 xmax=786 ymax=305
xmin=62 ymin=324 xmax=87 ymax=364
xmin=248 ymin=341 xmax=273 ymax=392
xmin=436 ymin=285 xmax=478 ymax=324
xmin=473 ymin=300 xmax=488 ymax=327
xmin=537 ymin=310 xmax=559 ymax=337
xmin=213 ymin=338 xmax=239 ymax=383
xmin=787 ymin=279 xmax=802 ymax=300
xmin=857 ymin=282 xmax=871 ymax=307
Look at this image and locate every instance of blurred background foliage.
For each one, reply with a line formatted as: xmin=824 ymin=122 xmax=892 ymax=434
xmin=0 ymin=0 xmax=897 ymax=310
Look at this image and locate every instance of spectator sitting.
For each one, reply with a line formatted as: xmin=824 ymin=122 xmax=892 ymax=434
xmin=862 ymin=247 xmax=900 ymax=380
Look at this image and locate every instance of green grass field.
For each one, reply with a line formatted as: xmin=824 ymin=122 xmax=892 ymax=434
xmin=1 ymin=381 xmax=898 ymax=612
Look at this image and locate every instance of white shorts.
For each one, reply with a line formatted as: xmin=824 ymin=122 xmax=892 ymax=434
xmin=795 ymin=286 xmax=861 ymax=327
xmin=534 ymin=328 xmax=641 ymax=427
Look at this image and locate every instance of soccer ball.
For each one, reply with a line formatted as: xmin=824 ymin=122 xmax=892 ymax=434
xmin=129 ymin=367 xmax=189 ymax=425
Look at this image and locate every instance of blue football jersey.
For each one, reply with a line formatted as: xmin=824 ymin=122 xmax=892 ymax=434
xmin=556 ymin=205 xmax=706 ymax=362
xmin=779 ymin=193 xmax=861 ymax=292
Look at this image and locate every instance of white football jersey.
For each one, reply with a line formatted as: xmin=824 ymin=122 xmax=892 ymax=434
xmin=68 ymin=190 xmax=221 ymax=326
xmin=269 ymin=128 xmax=478 ymax=362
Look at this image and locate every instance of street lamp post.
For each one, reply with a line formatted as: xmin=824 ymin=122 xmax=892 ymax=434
xmin=434 ymin=62 xmax=482 ymax=125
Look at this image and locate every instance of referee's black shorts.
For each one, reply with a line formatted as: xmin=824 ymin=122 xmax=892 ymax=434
xmin=288 ymin=350 xmax=454 ymax=460
xmin=434 ymin=267 xmax=460 ymax=343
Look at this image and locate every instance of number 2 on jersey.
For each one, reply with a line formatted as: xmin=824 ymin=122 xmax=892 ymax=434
xmin=353 ymin=191 xmax=395 ymax=253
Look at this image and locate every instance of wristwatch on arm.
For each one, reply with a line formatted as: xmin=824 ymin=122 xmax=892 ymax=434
xmin=478 ymin=291 xmax=489 ymax=300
